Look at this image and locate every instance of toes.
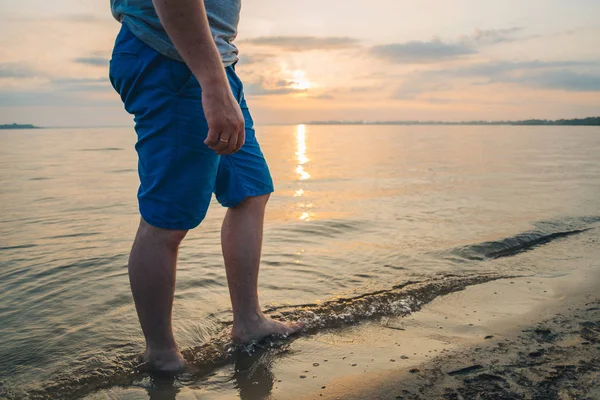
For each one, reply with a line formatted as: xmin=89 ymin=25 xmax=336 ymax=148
xmin=284 ymin=321 xmax=305 ymax=334
xmin=232 ymin=319 xmax=305 ymax=343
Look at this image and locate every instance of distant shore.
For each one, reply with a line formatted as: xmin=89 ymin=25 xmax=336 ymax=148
xmin=0 ymin=123 xmax=40 ymax=130
xmin=305 ymin=116 xmax=600 ymax=126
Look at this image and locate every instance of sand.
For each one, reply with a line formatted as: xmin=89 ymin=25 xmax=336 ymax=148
xmin=292 ymin=267 xmax=600 ymax=400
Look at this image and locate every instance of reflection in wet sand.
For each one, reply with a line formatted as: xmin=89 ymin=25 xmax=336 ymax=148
xmin=233 ymin=348 xmax=276 ymax=400
xmin=146 ymin=349 xmax=277 ymax=400
xmin=146 ymin=375 xmax=179 ymax=400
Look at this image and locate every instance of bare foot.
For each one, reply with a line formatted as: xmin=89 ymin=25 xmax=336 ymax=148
xmin=231 ymin=314 xmax=305 ymax=344
xmin=142 ymin=347 xmax=185 ymax=373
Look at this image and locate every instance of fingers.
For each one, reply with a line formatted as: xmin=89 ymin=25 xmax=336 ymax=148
xmin=204 ymin=127 xmax=232 ymax=154
xmin=206 ymin=125 xmax=245 ymax=155
xmin=212 ymin=133 xmax=231 ymax=154
xmin=204 ymin=129 xmax=219 ymax=148
xmin=223 ymin=133 xmax=238 ymax=154
xmin=207 ymin=132 xmax=236 ymax=155
xmin=234 ymin=127 xmax=245 ymax=153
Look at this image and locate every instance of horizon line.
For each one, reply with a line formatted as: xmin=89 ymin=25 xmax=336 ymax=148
xmin=2 ymin=116 xmax=599 ymax=129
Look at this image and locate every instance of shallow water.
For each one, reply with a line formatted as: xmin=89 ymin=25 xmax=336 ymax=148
xmin=1 ymin=124 xmax=599 ymax=398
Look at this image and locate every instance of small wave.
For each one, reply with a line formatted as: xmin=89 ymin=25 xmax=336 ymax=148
xmin=453 ymin=229 xmax=589 ymax=260
xmin=34 ymin=197 xmax=57 ymax=202
xmin=448 ymin=216 xmax=599 ymax=261
xmin=279 ymin=219 xmax=366 ymax=240
xmin=8 ymin=273 xmax=509 ymax=400
xmin=47 ymin=232 xmax=100 ymax=239
xmin=0 ymin=244 xmax=37 ymax=251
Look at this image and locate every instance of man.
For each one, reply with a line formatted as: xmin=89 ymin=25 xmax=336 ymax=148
xmin=109 ymin=0 xmax=303 ymax=373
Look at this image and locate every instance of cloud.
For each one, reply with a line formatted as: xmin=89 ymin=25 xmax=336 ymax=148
xmin=243 ymin=78 xmax=307 ymax=96
xmin=244 ymin=84 xmax=298 ymax=96
xmin=371 ymin=26 xmax=530 ymax=65
xmin=504 ymin=70 xmax=600 ymax=92
xmin=0 ymin=91 xmax=70 ymax=107
xmin=450 ymin=60 xmax=597 ymax=78
xmin=325 ymin=85 xmax=384 ymax=97
xmin=308 ymin=94 xmax=335 ymax=100
xmin=439 ymin=60 xmax=600 ymax=92
xmin=275 ymin=79 xmax=292 ymax=87
xmin=240 ymin=36 xmax=360 ymax=51
xmin=394 ymin=79 xmax=452 ymax=100
xmin=462 ymin=27 xmax=524 ymax=45
xmin=73 ymin=57 xmax=110 ymax=66
xmin=52 ymin=77 xmax=112 ymax=92
xmin=52 ymin=77 xmax=109 ymax=85
xmin=5 ymin=14 xmax=114 ymax=24
xmin=392 ymin=59 xmax=600 ymax=98
xmin=371 ymin=40 xmax=477 ymax=64
xmin=0 ymin=63 xmax=38 ymax=78
xmin=423 ymin=97 xmax=455 ymax=105
xmin=0 ymin=76 xmax=114 ymax=107
xmin=62 ymin=13 xmax=114 ymax=23
xmin=237 ymin=53 xmax=273 ymax=65
xmin=242 ymin=26 xmax=528 ymax=64
xmin=348 ymin=85 xmax=384 ymax=93
xmin=0 ymin=89 xmax=113 ymax=107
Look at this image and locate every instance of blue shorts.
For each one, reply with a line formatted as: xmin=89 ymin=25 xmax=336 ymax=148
xmin=109 ymin=24 xmax=274 ymax=230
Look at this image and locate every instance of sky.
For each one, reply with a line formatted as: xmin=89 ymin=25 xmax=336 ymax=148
xmin=0 ymin=0 xmax=599 ymax=127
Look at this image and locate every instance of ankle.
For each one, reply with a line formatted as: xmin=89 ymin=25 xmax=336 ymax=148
xmin=145 ymin=341 xmax=179 ymax=355
xmin=233 ymin=310 xmax=265 ymax=326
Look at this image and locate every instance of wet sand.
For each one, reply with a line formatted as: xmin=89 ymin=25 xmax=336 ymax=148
xmin=295 ymin=268 xmax=600 ymax=400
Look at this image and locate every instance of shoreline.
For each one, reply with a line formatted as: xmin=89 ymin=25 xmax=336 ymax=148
xmin=303 ymin=117 xmax=600 ymax=126
xmin=297 ymin=268 xmax=600 ymax=400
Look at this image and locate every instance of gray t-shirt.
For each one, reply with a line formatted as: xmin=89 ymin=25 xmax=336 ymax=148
xmin=110 ymin=0 xmax=241 ymax=66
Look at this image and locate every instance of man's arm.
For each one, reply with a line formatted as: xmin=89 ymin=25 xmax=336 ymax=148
xmin=152 ymin=0 xmax=244 ymax=154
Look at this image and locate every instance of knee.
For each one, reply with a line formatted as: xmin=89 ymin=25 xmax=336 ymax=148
xmin=233 ymin=194 xmax=270 ymax=210
xmin=139 ymin=218 xmax=188 ymax=249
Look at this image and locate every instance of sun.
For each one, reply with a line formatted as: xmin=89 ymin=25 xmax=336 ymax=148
xmin=290 ymin=70 xmax=312 ymax=90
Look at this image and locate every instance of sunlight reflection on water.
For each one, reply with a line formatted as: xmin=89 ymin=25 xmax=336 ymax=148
xmin=295 ymin=124 xmax=312 ymax=221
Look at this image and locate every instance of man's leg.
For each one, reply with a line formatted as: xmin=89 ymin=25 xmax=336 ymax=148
xmin=111 ymin=24 xmax=222 ymax=371
xmin=128 ymin=218 xmax=187 ymax=371
xmin=221 ymin=194 xmax=304 ymax=342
